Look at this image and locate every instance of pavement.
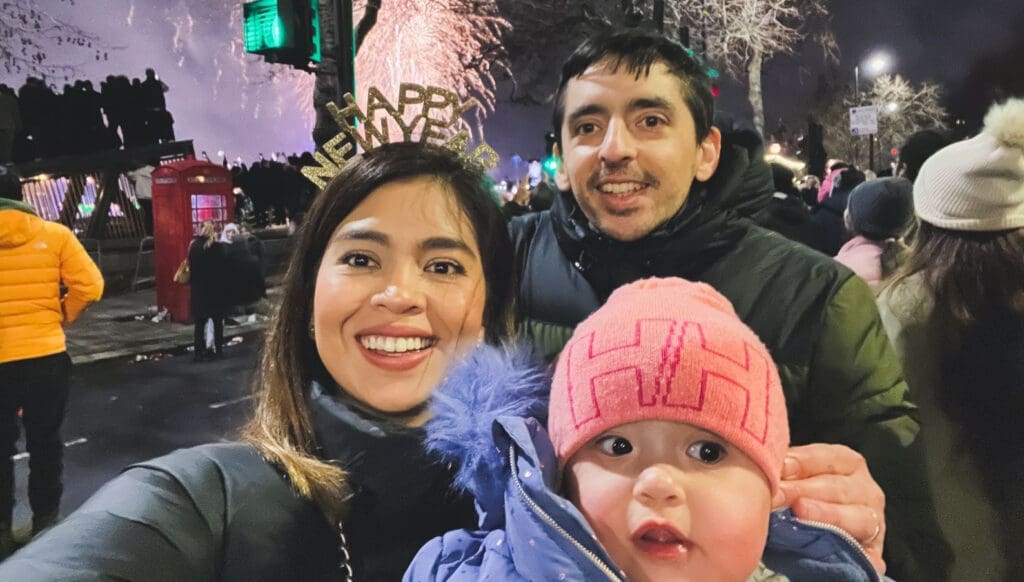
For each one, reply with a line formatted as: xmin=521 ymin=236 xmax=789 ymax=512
xmin=9 ymin=335 xmax=261 ymax=544
xmin=65 ymin=280 xmax=281 ymax=365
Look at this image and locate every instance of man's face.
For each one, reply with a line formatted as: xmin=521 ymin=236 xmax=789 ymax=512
xmin=556 ymin=60 xmax=721 ymax=242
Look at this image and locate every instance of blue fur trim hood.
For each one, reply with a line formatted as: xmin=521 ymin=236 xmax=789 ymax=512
xmin=424 ymin=341 xmax=550 ymax=528
xmin=409 ymin=344 xmax=885 ymax=582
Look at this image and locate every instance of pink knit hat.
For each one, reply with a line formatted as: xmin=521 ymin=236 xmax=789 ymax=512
xmin=549 ymin=278 xmax=789 ymax=492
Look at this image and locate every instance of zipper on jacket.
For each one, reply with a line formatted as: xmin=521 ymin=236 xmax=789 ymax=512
xmin=787 ymin=515 xmax=880 ymax=582
xmin=508 ymin=446 xmax=623 ymax=582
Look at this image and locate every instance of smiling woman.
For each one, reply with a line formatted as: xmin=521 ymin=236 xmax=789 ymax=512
xmin=312 ymin=176 xmax=489 ymax=423
xmin=0 ymin=142 xmax=517 ymax=581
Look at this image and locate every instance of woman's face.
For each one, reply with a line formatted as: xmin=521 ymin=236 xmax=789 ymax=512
xmin=312 ymin=176 xmax=487 ymax=425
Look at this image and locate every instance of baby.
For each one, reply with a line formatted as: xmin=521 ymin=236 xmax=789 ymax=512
xmin=406 ymin=278 xmax=878 ymax=582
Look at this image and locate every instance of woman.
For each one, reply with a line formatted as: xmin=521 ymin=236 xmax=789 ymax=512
xmin=878 ymin=98 xmax=1024 ymax=582
xmin=0 ymin=142 xmax=516 ymax=581
xmin=834 ymin=177 xmax=914 ymax=293
xmin=189 ymin=220 xmax=229 ymax=361
xmin=220 ymin=222 xmax=266 ymax=316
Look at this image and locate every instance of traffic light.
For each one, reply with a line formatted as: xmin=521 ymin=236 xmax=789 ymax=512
xmin=542 ymin=131 xmax=559 ymax=176
xmin=243 ymin=0 xmax=321 ymax=69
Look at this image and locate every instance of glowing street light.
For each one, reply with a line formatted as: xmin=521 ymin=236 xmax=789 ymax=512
xmin=855 ymin=50 xmax=893 ymax=101
xmin=886 ymin=102 xmax=899 ymax=113
xmin=864 ymin=53 xmax=891 ymax=76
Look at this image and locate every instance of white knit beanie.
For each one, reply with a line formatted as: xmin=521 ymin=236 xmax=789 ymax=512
xmin=914 ymin=98 xmax=1024 ymax=231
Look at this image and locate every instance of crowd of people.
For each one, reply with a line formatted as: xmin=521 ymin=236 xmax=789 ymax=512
xmin=228 ymin=154 xmax=318 ymax=229
xmin=0 ymin=68 xmax=175 ymax=163
xmin=0 ymin=27 xmax=1020 ymax=582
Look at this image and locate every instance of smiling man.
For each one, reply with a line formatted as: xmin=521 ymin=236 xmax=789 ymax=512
xmin=509 ymin=30 xmax=949 ymax=582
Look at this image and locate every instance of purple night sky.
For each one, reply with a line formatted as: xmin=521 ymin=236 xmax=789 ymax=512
xmin=6 ymin=0 xmax=1021 ymax=177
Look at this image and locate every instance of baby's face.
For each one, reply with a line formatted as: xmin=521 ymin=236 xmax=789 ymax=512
xmin=564 ymin=420 xmax=772 ymax=582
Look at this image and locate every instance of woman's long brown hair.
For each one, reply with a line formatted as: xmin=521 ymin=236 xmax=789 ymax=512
xmin=886 ymin=221 xmax=1024 ymax=331
xmin=242 ymin=143 xmax=516 ymax=522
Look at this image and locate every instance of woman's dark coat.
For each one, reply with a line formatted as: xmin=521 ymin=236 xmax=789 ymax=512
xmin=0 ymin=384 xmax=476 ymax=581
xmin=188 ymin=238 xmax=229 ymax=318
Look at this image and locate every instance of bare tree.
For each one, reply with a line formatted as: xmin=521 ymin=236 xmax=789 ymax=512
xmin=496 ymin=0 xmax=833 ymax=138
xmin=815 ymin=74 xmax=948 ymax=166
xmin=0 ymin=0 xmax=118 ymax=83
xmin=495 ymin=0 xmax=624 ymax=104
xmin=665 ymin=0 xmax=834 ymax=137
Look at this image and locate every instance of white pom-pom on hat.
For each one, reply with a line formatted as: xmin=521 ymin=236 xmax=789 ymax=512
xmin=913 ymin=98 xmax=1024 ymax=232
xmin=984 ymin=98 xmax=1024 ymax=150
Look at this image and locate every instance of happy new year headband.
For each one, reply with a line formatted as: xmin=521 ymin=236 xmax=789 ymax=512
xmin=301 ymin=83 xmax=499 ymax=189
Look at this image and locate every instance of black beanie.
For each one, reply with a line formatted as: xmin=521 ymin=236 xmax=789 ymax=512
xmin=898 ymin=130 xmax=951 ymax=182
xmin=847 ymin=177 xmax=914 ymax=240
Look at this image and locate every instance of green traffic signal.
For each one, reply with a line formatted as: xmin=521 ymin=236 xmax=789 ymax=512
xmin=543 ymin=155 xmax=559 ymax=176
xmin=243 ymin=0 xmax=320 ymax=66
xmin=243 ymin=0 xmax=289 ymax=52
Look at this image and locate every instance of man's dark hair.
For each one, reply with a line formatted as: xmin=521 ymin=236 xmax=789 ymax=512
xmin=552 ymin=29 xmax=715 ymax=147
xmin=898 ymin=130 xmax=951 ymax=182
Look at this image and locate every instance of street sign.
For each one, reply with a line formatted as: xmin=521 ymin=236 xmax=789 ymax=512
xmin=850 ymin=106 xmax=878 ymax=136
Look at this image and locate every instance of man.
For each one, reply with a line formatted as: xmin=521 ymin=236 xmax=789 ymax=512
xmin=0 ymin=166 xmax=103 ymax=555
xmin=509 ymin=30 xmax=949 ymax=581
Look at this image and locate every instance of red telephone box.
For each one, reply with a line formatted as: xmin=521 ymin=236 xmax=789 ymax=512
xmin=152 ymin=160 xmax=234 ymax=323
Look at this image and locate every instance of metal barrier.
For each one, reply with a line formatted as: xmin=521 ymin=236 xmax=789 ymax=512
xmin=132 ymin=236 xmax=156 ymax=291
xmin=14 ymin=141 xmax=196 ymax=241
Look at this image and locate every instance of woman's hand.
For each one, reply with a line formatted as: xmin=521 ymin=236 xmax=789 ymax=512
xmin=772 ymin=443 xmax=887 ymax=576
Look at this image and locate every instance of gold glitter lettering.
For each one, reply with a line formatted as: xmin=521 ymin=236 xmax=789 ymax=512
xmin=420 ymin=117 xmax=448 ymax=144
xmin=423 ymin=86 xmax=455 ymax=114
xmin=398 ymin=83 xmax=426 ymax=116
xmin=449 ymin=97 xmax=479 ymax=126
xmin=323 ymin=133 xmax=354 ymax=166
xmin=301 ymin=84 xmax=501 ymax=189
xmin=470 ymin=143 xmax=499 ymax=170
xmin=444 ymin=130 xmax=469 ymax=154
xmin=396 ymin=114 xmax=425 ymax=141
xmin=300 ymin=151 xmax=343 ymax=189
xmin=365 ymin=87 xmax=399 ymax=119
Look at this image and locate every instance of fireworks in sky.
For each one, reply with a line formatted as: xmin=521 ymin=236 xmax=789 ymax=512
xmin=2 ymin=0 xmax=511 ymax=161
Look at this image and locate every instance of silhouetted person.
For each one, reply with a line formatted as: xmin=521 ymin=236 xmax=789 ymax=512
xmin=0 ymin=85 xmax=20 ymax=163
xmin=140 ymin=68 xmax=168 ymax=111
xmin=18 ymin=78 xmax=59 ymax=159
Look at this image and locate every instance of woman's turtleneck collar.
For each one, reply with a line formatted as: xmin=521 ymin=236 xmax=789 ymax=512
xmin=305 ymin=382 xmax=477 ymax=580
xmin=306 ymin=381 xmax=425 ymax=465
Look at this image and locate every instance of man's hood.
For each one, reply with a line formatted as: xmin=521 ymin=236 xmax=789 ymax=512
xmin=0 ymin=198 xmax=43 ymax=248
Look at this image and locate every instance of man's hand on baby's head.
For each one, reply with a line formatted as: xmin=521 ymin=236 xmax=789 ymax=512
xmin=772 ymin=443 xmax=887 ymax=576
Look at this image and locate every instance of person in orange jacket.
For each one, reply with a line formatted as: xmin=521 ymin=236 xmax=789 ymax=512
xmin=0 ymin=166 xmax=103 ymax=555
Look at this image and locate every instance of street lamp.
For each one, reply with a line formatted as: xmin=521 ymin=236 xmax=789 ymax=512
xmin=853 ymin=50 xmax=893 ymax=171
xmin=855 ymin=50 xmax=892 ymax=102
